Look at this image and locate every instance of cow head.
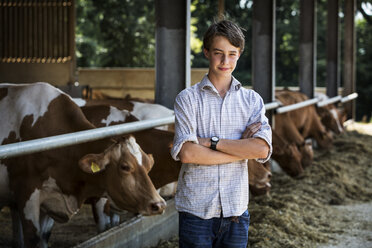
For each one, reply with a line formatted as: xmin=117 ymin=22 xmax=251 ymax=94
xmin=313 ymin=127 xmax=333 ymax=150
xmin=317 ymin=106 xmax=343 ymax=135
xmin=248 ymin=160 xmax=272 ymax=196
xmin=272 ymin=131 xmax=304 ymax=177
xmin=79 ymin=135 xmax=166 ymax=216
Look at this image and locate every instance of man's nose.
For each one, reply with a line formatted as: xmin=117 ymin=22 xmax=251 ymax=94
xmin=221 ymin=54 xmax=228 ymax=64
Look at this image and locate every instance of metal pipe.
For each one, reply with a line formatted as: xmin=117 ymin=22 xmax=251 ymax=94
xmin=341 ymin=92 xmax=358 ymax=103
xmin=0 ymin=116 xmax=175 ymax=159
xmin=317 ymin=95 xmax=342 ymax=107
xmin=275 ymin=98 xmax=319 ymax=114
xmin=265 ymin=101 xmax=281 ymax=110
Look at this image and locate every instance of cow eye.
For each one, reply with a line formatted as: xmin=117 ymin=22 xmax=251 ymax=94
xmin=120 ymin=164 xmax=131 ymax=172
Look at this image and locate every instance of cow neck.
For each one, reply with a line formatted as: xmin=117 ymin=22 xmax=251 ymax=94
xmin=135 ymin=129 xmax=181 ymax=189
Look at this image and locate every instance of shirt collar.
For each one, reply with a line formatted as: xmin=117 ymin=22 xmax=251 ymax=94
xmin=199 ymin=74 xmax=242 ymax=93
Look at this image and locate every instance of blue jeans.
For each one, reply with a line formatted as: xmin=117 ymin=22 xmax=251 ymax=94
xmin=179 ymin=210 xmax=250 ymax=248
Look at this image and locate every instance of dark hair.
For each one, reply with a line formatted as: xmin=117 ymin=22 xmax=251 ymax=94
xmin=203 ymin=20 xmax=245 ymax=52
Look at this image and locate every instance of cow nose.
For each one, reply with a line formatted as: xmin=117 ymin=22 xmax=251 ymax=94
xmin=150 ymin=201 xmax=166 ymax=214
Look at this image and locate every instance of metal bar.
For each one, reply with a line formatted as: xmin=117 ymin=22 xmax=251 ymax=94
xmin=275 ymin=98 xmax=319 ymax=114
xmin=0 ymin=116 xmax=175 ymax=159
xmin=341 ymin=92 xmax=358 ymax=103
xmin=73 ymin=199 xmax=178 ymax=248
xmin=317 ymin=95 xmax=341 ymax=107
xmin=264 ymin=101 xmax=280 ymax=111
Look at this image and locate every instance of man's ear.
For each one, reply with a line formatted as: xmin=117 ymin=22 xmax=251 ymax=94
xmin=203 ymin=48 xmax=209 ymax=59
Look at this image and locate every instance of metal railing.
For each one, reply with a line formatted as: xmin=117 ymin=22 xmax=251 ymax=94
xmin=276 ymin=98 xmax=320 ymax=114
xmin=0 ymin=93 xmax=358 ymax=159
xmin=0 ymin=116 xmax=174 ymax=159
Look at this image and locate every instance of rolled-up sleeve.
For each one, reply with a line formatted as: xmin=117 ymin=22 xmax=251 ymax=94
xmin=171 ymin=91 xmax=198 ymax=161
xmin=249 ymin=94 xmax=273 ymax=163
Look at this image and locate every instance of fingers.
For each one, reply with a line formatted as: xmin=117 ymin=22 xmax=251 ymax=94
xmin=197 ymin=137 xmax=210 ymax=148
xmin=242 ymin=122 xmax=262 ymax=139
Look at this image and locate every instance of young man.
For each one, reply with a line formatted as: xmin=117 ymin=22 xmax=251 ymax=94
xmin=171 ymin=20 xmax=272 ymax=248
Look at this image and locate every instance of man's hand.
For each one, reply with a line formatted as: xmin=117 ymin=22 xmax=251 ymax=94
xmin=241 ymin=122 xmax=262 ymax=139
xmin=197 ymin=122 xmax=262 ymax=148
xmin=197 ymin=137 xmax=210 ymax=148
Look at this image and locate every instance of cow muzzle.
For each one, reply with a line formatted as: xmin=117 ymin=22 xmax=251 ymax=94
xmin=145 ymin=199 xmax=167 ymax=215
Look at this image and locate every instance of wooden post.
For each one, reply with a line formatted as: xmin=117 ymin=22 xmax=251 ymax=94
xmin=252 ymin=0 xmax=276 ymax=125
xmin=326 ymin=0 xmax=340 ymax=98
xmin=155 ymin=0 xmax=191 ymax=109
xmin=299 ymin=0 xmax=317 ymax=98
xmin=218 ymin=0 xmax=224 ymax=20
xmin=343 ymin=0 xmax=356 ymax=120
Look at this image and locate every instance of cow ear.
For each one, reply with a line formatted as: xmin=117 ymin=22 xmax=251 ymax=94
xmin=143 ymin=154 xmax=154 ymax=173
xmin=79 ymin=153 xmax=109 ymax=174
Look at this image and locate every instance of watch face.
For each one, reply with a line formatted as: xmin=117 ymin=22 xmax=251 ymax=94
xmin=211 ymin=136 xmax=219 ymax=142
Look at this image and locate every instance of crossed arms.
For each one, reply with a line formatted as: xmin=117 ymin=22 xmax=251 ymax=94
xmin=178 ymin=123 xmax=270 ymax=165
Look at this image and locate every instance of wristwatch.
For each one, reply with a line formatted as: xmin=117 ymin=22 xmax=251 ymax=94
xmin=210 ymin=136 xmax=219 ymax=151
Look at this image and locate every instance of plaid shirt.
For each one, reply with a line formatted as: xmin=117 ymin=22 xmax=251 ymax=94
xmin=171 ymin=75 xmax=272 ymax=219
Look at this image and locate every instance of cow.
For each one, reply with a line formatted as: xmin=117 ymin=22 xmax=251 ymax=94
xmin=275 ymin=90 xmax=333 ymax=150
xmin=74 ymin=97 xmax=175 ymax=131
xmin=271 ymin=130 xmax=307 ymax=177
xmin=81 ymin=102 xmax=273 ymax=232
xmin=248 ymin=160 xmax=272 ymax=196
xmin=274 ymin=110 xmax=314 ymax=172
xmin=0 ymin=83 xmax=166 ymax=247
xmin=315 ymin=93 xmax=344 ymax=135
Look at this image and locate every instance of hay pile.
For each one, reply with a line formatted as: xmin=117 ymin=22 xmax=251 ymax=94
xmin=156 ymin=127 xmax=372 ymax=248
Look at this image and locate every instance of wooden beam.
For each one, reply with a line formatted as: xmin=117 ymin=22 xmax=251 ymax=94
xmin=326 ymin=0 xmax=340 ymax=98
xmin=252 ymin=0 xmax=276 ymax=125
xmin=343 ymin=0 xmax=356 ymax=120
xmin=299 ymin=0 xmax=317 ymax=98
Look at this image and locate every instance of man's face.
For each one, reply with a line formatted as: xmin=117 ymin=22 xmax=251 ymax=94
xmin=204 ymin=36 xmax=241 ymax=78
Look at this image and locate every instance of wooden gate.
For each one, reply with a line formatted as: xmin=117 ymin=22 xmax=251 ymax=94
xmin=0 ymin=0 xmax=75 ymax=85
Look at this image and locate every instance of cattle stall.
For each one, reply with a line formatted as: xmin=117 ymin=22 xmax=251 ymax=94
xmin=0 ymin=86 xmax=357 ymax=247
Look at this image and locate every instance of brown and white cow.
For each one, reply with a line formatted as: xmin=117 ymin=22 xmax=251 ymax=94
xmin=315 ymin=93 xmax=345 ymax=135
xmin=74 ymin=97 xmax=175 ymax=131
xmin=273 ymin=107 xmax=314 ymax=175
xmin=275 ymin=90 xmax=333 ymax=150
xmin=0 ymin=83 xmax=165 ymax=247
xmin=271 ymin=130 xmax=306 ymax=177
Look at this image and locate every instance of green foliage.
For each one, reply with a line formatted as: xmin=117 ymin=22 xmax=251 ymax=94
xmin=276 ymin=0 xmax=300 ymax=86
xmin=76 ymin=0 xmax=155 ymax=67
xmin=75 ymin=0 xmax=371 ymax=119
